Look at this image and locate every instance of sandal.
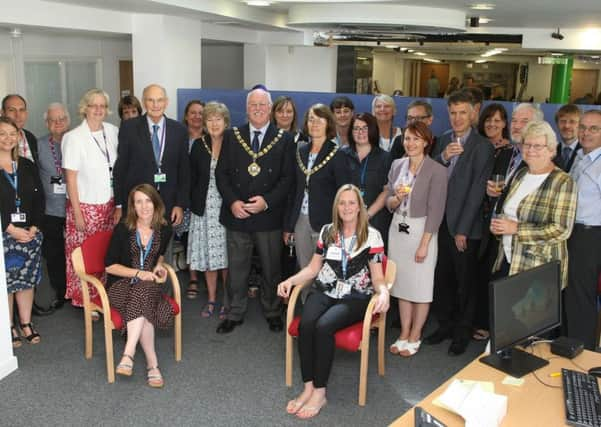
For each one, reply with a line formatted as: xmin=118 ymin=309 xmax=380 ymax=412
xmin=219 ymin=305 xmax=229 ymax=320
xmin=399 ymin=340 xmax=421 ymax=357
xmin=201 ymin=302 xmax=216 ymax=318
xmin=286 ymin=399 xmax=306 ymax=415
xmin=186 ymin=281 xmax=199 ymax=300
xmin=147 ymin=366 xmax=164 ymax=388
xmin=116 ymin=354 xmax=134 ymax=376
xmin=389 ymin=338 xmax=408 ymax=354
xmin=20 ymin=322 xmax=40 ymax=344
xmin=472 ymin=329 xmax=490 ymax=341
xmin=11 ymin=326 xmax=22 ymax=348
xmin=296 ymin=398 xmax=327 ymax=420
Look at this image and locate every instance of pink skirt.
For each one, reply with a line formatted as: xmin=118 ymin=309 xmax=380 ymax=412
xmin=64 ymin=199 xmax=115 ymax=307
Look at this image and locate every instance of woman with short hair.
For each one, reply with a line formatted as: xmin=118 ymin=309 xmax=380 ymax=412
xmin=372 ymin=94 xmax=402 ymax=152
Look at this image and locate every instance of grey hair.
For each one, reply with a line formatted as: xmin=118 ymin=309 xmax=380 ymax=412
xmin=44 ymin=102 xmax=70 ymax=126
xmin=371 ymin=94 xmax=397 ymax=116
xmin=513 ymin=103 xmax=544 ymax=122
xmin=246 ymin=88 xmax=272 ymax=106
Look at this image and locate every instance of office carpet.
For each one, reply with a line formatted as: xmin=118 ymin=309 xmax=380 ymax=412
xmin=1 ymin=275 xmax=486 ymax=427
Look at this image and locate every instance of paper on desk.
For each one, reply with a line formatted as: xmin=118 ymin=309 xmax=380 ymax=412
xmin=436 ymin=379 xmax=507 ymax=427
xmin=432 ymin=379 xmax=494 ymax=411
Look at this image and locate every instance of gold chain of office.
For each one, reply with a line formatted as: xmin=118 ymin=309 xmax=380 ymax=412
xmin=233 ymin=127 xmax=284 ymax=176
xmin=296 ymin=145 xmax=338 ymax=189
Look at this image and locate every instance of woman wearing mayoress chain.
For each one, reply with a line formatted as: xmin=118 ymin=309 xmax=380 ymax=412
xmin=278 ymin=184 xmax=389 ymax=419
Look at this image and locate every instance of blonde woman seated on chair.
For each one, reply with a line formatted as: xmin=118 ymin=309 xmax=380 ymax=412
xmin=277 ymin=184 xmax=390 ymax=419
xmin=105 ymin=184 xmax=174 ymax=388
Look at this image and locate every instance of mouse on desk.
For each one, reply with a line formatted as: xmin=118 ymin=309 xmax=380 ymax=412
xmin=588 ymin=367 xmax=601 ymax=378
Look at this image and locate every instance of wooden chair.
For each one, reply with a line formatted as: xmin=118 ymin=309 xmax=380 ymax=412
xmin=71 ymin=230 xmax=182 ymax=383
xmin=285 ymin=259 xmax=397 ymax=406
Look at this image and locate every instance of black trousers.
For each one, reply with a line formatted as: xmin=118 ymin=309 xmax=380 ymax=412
xmin=225 ymin=229 xmax=282 ymax=321
xmin=298 ymin=290 xmax=368 ymax=388
xmin=432 ymin=221 xmax=480 ymax=341
xmin=40 ymin=214 xmax=66 ymax=301
xmin=566 ymin=224 xmax=601 ymax=350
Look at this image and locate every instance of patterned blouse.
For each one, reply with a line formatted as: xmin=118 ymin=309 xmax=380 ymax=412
xmin=313 ymin=224 xmax=384 ymax=299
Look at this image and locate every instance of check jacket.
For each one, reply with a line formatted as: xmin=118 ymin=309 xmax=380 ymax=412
xmin=493 ymin=166 xmax=577 ymax=289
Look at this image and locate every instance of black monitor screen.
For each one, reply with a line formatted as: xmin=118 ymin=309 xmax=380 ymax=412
xmin=489 ymin=261 xmax=561 ymax=354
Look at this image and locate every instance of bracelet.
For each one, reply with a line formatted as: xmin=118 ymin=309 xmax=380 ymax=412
xmin=134 ymin=270 xmax=140 ymax=279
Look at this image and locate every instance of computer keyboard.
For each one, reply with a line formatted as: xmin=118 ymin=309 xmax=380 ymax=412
xmin=563 ymin=368 xmax=601 ymax=427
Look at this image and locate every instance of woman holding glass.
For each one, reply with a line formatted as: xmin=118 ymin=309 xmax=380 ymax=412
xmin=386 ymin=122 xmax=447 ymax=357
xmin=490 ymin=121 xmax=577 ymax=288
xmin=284 ymin=104 xmax=349 ymax=270
xmin=341 ymin=112 xmax=392 ymax=245
xmin=62 ymin=88 xmax=118 ymax=308
xmin=278 ymin=184 xmax=389 ymax=419
xmin=106 ymin=184 xmax=173 ymax=388
xmin=372 ymin=94 xmax=402 ymax=152
xmin=188 ymin=102 xmax=229 ymax=318
xmin=1 ymin=117 xmax=44 ymax=347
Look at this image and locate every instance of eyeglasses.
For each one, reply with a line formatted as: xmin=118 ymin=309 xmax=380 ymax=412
xmin=0 ymin=131 xmax=18 ymax=138
xmin=48 ymin=117 xmax=68 ymax=124
xmin=308 ymin=117 xmax=326 ymax=124
xmin=579 ymin=125 xmax=601 ymax=134
xmin=248 ymin=102 xmax=269 ymax=109
xmin=352 ymin=126 xmax=369 ymax=132
xmin=88 ymin=104 xmax=107 ymax=110
xmin=521 ymin=143 xmax=548 ymax=152
xmin=406 ymin=115 xmax=430 ymax=122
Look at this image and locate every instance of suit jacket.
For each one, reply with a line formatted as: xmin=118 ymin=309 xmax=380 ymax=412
xmin=494 ymin=167 xmax=577 ymax=289
xmin=432 ymin=128 xmax=494 ymax=239
xmin=24 ymin=129 xmax=40 ymax=165
xmin=113 ymin=114 xmax=190 ymax=215
xmin=216 ymin=123 xmax=295 ymax=232
xmin=554 ymin=141 xmax=581 ymax=172
xmin=189 ymin=134 xmax=216 ymax=217
xmin=285 ymin=139 xmax=350 ymax=232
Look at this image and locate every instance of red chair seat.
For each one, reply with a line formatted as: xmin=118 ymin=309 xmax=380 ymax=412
xmin=288 ymin=314 xmax=379 ymax=352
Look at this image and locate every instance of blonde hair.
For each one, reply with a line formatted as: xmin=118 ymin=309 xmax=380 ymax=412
xmin=78 ymin=89 xmax=111 ymax=119
xmin=203 ymin=101 xmax=231 ymax=128
xmin=328 ymin=184 xmax=369 ymax=249
xmin=522 ymin=120 xmax=558 ymax=154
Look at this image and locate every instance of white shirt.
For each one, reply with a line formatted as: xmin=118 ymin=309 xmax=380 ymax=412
xmin=249 ymin=122 xmax=270 ymax=149
xmin=502 ymin=172 xmax=549 ymax=261
xmin=62 ymin=119 xmax=119 ymax=204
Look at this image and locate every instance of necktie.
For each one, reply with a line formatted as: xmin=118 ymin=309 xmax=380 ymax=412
xmin=506 ymin=146 xmax=522 ymax=180
xmin=251 ymin=130 xmax=261 ymax=153
xmin=561 ymin=146 xmax=572 ymax=170
xmin=152 ymin=124 xmax=160 ymax=163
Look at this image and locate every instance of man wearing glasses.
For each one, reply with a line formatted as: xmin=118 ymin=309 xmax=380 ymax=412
xmin=390 ymin=100 xmax=435 ymax=161
xmin=566 ymin=110 xmax=601 ymax=350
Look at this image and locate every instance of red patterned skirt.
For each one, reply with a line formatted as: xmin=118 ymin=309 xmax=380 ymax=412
xmin=64 ymin=199 xmax=115 ymax=307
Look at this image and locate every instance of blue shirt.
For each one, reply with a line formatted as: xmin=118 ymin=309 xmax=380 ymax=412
xmin=570 ymin=146 xmax=601 ymax=226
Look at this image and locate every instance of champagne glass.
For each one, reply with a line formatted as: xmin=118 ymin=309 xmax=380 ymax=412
xmin=398 ymin=175 xmax=412 ymax=195
xmin=491 ymin=174 xmax=505 ymax=193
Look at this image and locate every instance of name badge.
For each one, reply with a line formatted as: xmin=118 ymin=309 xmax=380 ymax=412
xmin=11 ymin=212 xmax=26 ymax=223
xmin=335 ymin=280 xmax=351 ymax=296
xmin=53 ymin=183 xmax=66 ymax=194
xmin=326 ymin=246 xmax=342 ymax=261
xmin=154 ymin=173 xmax=167 ymax=183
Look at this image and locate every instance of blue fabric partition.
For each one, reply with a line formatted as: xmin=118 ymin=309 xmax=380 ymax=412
xmin=177 ymin=88 xmax=601 ymax=137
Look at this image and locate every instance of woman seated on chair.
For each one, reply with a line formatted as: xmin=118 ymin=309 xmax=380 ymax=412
xmin=277 ymin=184 xmax=390 ymax=419
xmin=105 ymin=183 xmax=174 ymax=388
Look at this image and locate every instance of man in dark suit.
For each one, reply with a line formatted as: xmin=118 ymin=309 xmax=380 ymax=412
xmin=215 ymin=88 xmax=295 ymax=334
xmin=426 ymin=90 xmax=494 ymax=355
xmin=113 ymin=84 xmax=190 ymax=226
xmin=554 ymin=104 xmax=581 ymax=172
xmin=1 ymin=94 xmax=39 ymax=165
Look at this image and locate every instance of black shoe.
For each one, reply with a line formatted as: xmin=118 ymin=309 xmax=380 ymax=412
xmin=51 ymin=299 xmax=66 ymax=310
xmin=448 ymin=338 xmax=469 ymax=356
xmin=216 ymin=319 xmax=243 ymax=334
xmin=267 ymin=317 xmax=283 ymax=332
xmin=32 ymin=303 xmax=54 ymax=316
xmin=424 ymin=328 xmax=452 ymax=345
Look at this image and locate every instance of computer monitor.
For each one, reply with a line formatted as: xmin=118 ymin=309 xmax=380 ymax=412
xmin=479 ymin=261 xmax=561 ymax=378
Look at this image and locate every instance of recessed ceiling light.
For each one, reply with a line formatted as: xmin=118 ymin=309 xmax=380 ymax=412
xmin=478 ymin=17 xmax=493 ymax=24
xmin=470 ymin=3 xmax=495 ymax=10
xmin=475 ymin=59 xmax=487 ymax=63
xmin=551 ymin=52 xmax=564 ymax=56
xmin=415 ymin=52 xmax=427 ymax=56
xmin=246 ymin=1 xmax=271 ymax=6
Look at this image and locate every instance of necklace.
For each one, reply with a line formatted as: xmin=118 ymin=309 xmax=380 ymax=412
xmin=233 ymin=127 xmax=283 ymax=176
xmin=296 ymin=144 xmax=338 ymax=190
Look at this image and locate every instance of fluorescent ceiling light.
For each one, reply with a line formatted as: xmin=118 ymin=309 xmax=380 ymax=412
xmin=478 ymin=17 xmax=493 ymax=24
xmin=551 ymin=52 xmax=564 ymax=56
xmin=407 ymin=49 xmax=415 ymax=53
xmin=246 ymin=1 xmax=271 ymax=6
xmin=415 ymin=52 xmax=427 ymax=56
xmin=475 ymin=59 xmax=487 ymax=63
xmin=470 ymin=3 xmax=495 ymax=10
xmin=385 ymin=45 xmax=397 ymax=49
xmin=423 ymin=58 xmax=441 ymax=63
xmin=481 ymin=48 xmax=508 ymax=57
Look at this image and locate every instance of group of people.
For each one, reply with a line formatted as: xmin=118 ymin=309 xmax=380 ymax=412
xmin=1 ymin=82 xmax=600 ymax=418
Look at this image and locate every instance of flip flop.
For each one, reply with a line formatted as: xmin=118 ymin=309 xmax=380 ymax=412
xmin=286 ymin=399 xmax=305 ymax=415
xmin=296 ymin=399 xmax=327 ymax=420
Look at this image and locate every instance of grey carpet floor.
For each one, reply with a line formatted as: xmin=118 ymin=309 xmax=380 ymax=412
xmin=1 ymin=275 xmax=487 ymax=427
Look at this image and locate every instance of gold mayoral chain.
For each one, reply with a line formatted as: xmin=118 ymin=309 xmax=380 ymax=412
xmin=296 ymin=144 xmax=338 ymax=190
xmin=233 ymin=127 xmax=284 ymax=177
xmin=200 ymin=136 xmax=213 ymax=157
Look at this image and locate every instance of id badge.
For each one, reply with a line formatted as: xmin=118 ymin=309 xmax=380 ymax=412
xmin=53 ymin=183 xmax=66 ymax=194
xmin=154 ymin=173 xmax=167 ymax=183
xmin=335 ymin=280 xmax=351 ymax=296
xmin=326 ymin=246 xmax=342 ymax=261
xmin=11 ymin=212 xmax=26 ymax=223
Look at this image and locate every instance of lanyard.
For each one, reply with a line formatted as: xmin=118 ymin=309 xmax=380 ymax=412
xmin=2 ymin=161 xmax=20 ymax=210
xmin=48 ymin=136 xmax=62 ymax=176
xmin=340 ymin=233 xmax=356 ymax=280
xmin=135 ymin=230 xmax=154 ymax=269
xmin=359 ymin=153 xmax=370 ymax=189
xmin=91 ymin=128 xmax=112 ymax=171
xmin=153 ymin=123 xmax=167 ymax=171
